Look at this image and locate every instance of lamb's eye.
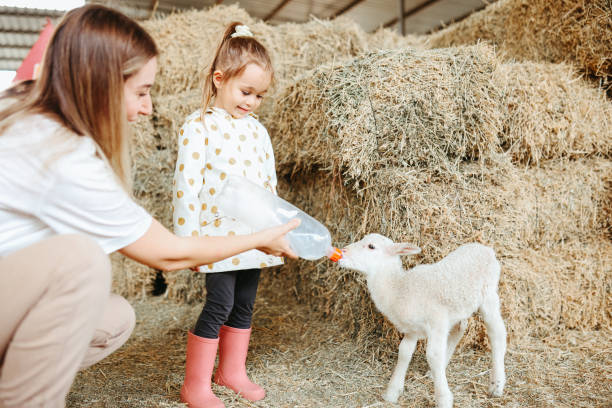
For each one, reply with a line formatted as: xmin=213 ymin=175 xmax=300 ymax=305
xmin=368 ymin=244 xmax=375 ymax=250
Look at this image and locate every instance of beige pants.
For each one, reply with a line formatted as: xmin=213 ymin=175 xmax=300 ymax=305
xmin=0 ymin=234 xmax=136 ymax=408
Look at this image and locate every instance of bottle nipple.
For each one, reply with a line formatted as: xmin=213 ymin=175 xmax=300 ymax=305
xmin=327 ymin=247 xmax=342 ymax=262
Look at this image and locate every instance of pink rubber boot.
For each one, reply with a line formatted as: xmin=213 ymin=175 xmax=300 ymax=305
xmin=180 ymin=331 xmax=225 ymax=408
xmin=213 ymin=325 xmax=265 ymax=401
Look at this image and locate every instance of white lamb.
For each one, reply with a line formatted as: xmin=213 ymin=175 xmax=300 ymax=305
xmin=337 ymin=234 xmax=506 ymax=408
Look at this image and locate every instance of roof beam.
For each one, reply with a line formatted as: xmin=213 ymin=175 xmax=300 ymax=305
xmin=264 ymin=0 xmax=293 ymax=21
xmin=331 ymin=0 xmax=366 ymax=18
xmin=383 ymin=0 xmax=440 ymax=29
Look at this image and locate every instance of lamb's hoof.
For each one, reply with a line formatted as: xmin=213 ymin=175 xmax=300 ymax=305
xmin=383 ymin=389 xmax=400 ymax=404
xmin=488 ymin=380 xmax=504 ymax=397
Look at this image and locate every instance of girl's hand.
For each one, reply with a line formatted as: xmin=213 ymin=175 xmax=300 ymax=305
xmin=255 ymin=219 xmax=300 ymax=259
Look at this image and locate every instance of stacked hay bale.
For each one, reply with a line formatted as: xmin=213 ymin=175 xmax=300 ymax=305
xmin=112 ymin=5 xmax=423 ymax=298
xmin=114 ymin=3 xmax=611 ymax=353
xmin=426 ymin=0 xmax=612 ymax=91
xmin=267 ymin=43 xmax=612 ymax=350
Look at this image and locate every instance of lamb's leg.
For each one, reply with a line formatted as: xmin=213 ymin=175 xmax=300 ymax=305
xmin=383 ymin=335 xmax=417 ymax=403
xmin=426 ymin=328 xmax=453 ymax=408
xmin=480 ymin=292 xmax=506 ymax=396
xmin=445 ymin=319 xmax=467 ymax=367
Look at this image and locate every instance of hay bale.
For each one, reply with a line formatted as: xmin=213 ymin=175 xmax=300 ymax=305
xmin=267 ymin=44 xmax=503 ymax=183
xmin=426 ymin=0 xmax=612 ymax=90
xmin=142 ymin=5 xmax=255 ymax=97
xmin=494 ymin=62 xmax=612 ymax=165
xmin=277 ymin=158 xmax=611 ymax=349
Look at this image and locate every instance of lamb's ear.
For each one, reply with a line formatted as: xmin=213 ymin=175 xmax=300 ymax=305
xmin=387 ymin=243 xmax=421 ymax=256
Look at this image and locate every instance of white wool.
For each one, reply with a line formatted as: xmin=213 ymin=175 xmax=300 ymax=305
xmin=338 ymin=233 xmax=507 ymax=408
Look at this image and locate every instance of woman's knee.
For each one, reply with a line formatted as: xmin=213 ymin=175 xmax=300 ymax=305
xmin=54 ymin=234 xmax=111 ymax=292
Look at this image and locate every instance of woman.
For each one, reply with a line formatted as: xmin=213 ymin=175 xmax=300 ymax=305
xmin=0 ymin=5 xmax=297 ymax=407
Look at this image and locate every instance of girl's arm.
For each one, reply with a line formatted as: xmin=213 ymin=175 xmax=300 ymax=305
xmin=119 ymin=218 xmax=299 ymax=272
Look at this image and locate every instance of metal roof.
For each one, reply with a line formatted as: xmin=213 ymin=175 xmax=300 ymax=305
xmin=0 ymin=0 xmax=493 ymax=70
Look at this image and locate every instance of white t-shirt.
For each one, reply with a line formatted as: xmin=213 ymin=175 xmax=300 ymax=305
xmin=0 ymin=113 xmax=152 ymax=257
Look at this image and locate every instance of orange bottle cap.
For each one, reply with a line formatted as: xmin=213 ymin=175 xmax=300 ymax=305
xmin=328 ymin=247 xmax=342 ymax=262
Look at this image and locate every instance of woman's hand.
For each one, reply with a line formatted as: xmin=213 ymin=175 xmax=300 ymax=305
xmin=255 ymin=218 xmax=300 ymax=259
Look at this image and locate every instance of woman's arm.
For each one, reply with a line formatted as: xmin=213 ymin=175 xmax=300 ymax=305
xmin=119 ymin=218 xmax=299 ymax=272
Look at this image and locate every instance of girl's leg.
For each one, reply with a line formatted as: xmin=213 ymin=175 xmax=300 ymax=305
xmin=225 ymin=268 xmax=261 ymax=329
xmin=194 ymin=271 xmax=237 ymax=338
xmin=214 ymin=269 xmax=265 ymax=401
xmin=0 ymin=234 xmax=111 ymax=408
xmin=181 ymin=271 xmax=236 ymax=408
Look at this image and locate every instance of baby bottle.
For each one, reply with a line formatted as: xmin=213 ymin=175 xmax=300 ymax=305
xmin=213 ymin=175 xmax=342 ymax=262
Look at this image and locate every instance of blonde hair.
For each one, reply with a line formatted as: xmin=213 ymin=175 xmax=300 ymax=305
xmin=0 ymin=5 xmax=158 ymax=191
xmin=202 ymin=22 xmax=273 ymax=114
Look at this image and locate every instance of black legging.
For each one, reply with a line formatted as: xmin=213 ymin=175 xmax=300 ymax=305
xmin=194 ymin=268 xmax=261 ymax=339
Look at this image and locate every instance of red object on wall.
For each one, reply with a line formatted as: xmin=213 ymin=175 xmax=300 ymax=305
xmin=13 ymin=18 xmax=54 ymax=82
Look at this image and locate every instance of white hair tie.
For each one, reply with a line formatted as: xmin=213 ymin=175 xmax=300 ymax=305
xmin=231 ymin=25 xmax=253 ymax=38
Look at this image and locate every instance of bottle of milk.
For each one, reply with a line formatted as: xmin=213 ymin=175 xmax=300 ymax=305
xmin=213 ymin=175 xmax=341 ymax=262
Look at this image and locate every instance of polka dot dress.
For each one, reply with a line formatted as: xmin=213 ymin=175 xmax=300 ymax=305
xmin=172 ymin=107 xmax=282 ymax=273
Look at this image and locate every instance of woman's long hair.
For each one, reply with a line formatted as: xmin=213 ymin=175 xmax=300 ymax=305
xmin=0 ymin=5 xmax=158 ymax=190
xmin=202 ymin=22 xmax=273 ymax=114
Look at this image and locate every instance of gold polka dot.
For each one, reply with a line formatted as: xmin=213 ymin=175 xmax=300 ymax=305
xmin=239 ymin=134 xmax=246 ymax=142
xmin=266 ymin=153 xmax=270 ymax=160
xmin=232 ymin=258 xmax=240 ymax=265
xmin=177 ymin=191 xmax=184 ymax=198
xmin=231 ymin=122 xmax=236 ymax=128
xmin=201 ymin=203 xmax=207 ymax=211
xmin=208 ymin=264 xmax=214 ymax=270
xmin=180 ymin=129 xmax=184 ymax=136
xmin=260 ymin=262 xmax=267 ymax=268
xmin=228 ymin=231 xmax=236 ymax=236
xmin=214 ymin=219 xmax=221 ymax=227
xmin=191 ymin=230 xmax=198 ymax=236
xmin=195 ymin=116 xmax=202 ymax=122
xmin=211 ymin=124 xmax=218 ymax=131
xmin=173 ymin=179 xmax=176 ymax=185
xmin=188 ymin=178 xmax=194 ymax=185
xmin=189 ymin=204 xmax=195 ymax=211
xmin=237 ymin=146 xmax=242 ymax=152
xmin=258 ymin=156 xmax=263 ymax=163
xmin=209 ymin=188 xmax=216 ymax=195
xmin=179 ymin=164 xmax=184 ymax=171
xmin=201 ymin=220 xmax=208 ymax=226
xmin=178 ymin=217 xmax=185 ymax=225
xmin=211 ymin=206 xmax=218 ymax=214
xmin=223 ymin=133 xmax=230 ymax=140
xmin=195 ymin=128 xmax=201 ymax=133
xmin=229 ymin=158 xmax=236 ymax=165
xmin=206 ymin=163 xmax=213 ymax=170
xmin=253 ymin=132 xmax=258 ymax=139
xmin=215 ymin=148 xmax=221 ymax=155
xmin=182 ymin=138 xmax=189 ymax=146
xmin=205 ymin=138 xmax=209 ymax=145
xmin=192 ymin=152 xmax=200 ymax=160
xmin=202 ymin=178 xmax=206 ymax=185
xmin=244 ymin=160 xmax=252 ymax=166
xmin=200 ymin=168 xmax=205 ymax=175
xmin=220 ymin=172 xmax=227 ymax=180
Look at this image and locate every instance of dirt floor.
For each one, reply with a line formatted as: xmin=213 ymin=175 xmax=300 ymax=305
xmin=67 ymin=275 xmax=611 ymax=408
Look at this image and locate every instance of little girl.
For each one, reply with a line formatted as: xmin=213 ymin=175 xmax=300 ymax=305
xmin=172 ymin=22 xmax=281 ymax=407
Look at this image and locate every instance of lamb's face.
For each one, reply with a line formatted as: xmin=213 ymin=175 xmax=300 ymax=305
xmin=338 ymin=233 xmax=402 ymax=276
